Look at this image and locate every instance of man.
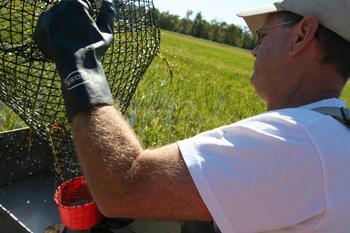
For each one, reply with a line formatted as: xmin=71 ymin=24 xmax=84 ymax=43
xmin=35 ymin=0 xmax=350 ymax=232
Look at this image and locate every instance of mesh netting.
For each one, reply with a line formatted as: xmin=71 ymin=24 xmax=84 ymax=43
xmin=0 ymin=0 xmax=160 ymax=184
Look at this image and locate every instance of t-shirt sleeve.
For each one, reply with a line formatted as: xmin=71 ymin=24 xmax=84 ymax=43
xmin=177 ymin=114 xmax=326 ymax=233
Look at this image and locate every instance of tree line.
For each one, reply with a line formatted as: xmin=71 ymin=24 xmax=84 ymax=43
xmin=156 ymin=10 xmax=257 ymax=50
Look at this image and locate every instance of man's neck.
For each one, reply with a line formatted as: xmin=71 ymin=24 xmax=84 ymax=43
xmin=266 ymin=71 xmax=344 ymax=111
xmin=267 ymin=93 xmax=340 ymax=111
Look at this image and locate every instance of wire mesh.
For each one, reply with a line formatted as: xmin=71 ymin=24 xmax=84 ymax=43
xmin=0 ymin=0 xmax=160 ymax=184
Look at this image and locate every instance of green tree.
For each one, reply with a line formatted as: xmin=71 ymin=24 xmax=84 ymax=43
xmin=155 ymin=8 xmax=257 ymax=50
xmin=158 ymin=11 xmax=180 ymax=31
xmin=190 ymin=12 xmax=205 ymax=38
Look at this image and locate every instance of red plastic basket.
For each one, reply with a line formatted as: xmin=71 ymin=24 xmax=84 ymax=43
xmin=54 ymin=176 xmax=104 ymax=231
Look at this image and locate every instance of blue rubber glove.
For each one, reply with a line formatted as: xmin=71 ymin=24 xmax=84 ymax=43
xmin=34 ymin=0 xmax=115 ymax=120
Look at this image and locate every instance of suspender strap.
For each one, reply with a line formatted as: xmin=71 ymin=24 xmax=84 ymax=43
xmin=312 ymin=107 xmax=350 ymax=127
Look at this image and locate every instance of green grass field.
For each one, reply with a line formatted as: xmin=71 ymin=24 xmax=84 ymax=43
xmin=125 ymin=31 xmax=263 ymax=147
xmin=1 ymin=30 xmax=350 ymax=146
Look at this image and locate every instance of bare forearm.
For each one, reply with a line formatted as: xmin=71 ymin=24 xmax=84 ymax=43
xmin=72 ymin=105 xmax=142 ymax=213
xmin=72 ymin=106 xmax=211 ymax=220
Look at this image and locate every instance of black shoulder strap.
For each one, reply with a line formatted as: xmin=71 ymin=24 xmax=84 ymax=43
xmin=312 ymin=107 xmax=350 ymax=127
xmin=181 ymin=221 xmax=218 ymax=233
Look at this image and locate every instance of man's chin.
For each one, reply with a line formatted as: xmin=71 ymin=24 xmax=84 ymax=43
xmin=250 ymin=74 xmax=261 ymax=97
xmin=250 ymin=74 xmax=256 ymax=85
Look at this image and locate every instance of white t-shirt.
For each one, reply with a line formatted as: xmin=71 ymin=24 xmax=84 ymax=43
xmin=178 ymin=98 xmax=350 ymax=233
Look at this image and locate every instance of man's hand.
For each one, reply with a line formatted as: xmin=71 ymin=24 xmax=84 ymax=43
xmin=34 ymin=0 xmax=116 ymax=120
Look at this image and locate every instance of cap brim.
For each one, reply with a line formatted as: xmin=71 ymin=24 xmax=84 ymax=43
xmin=236 ymin=4 xmax=279 ymax=35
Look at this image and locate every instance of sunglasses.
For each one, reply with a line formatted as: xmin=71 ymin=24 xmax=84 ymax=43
xmin=256 ymin=21 xmax=296 ymax=45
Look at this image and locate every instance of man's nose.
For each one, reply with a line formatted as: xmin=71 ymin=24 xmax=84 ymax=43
xmin=251 ymin=45 xmax=259 ymax=57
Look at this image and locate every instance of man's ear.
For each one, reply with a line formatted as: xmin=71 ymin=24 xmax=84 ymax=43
xmin=289 ymin=16 xmax=319 ymax=56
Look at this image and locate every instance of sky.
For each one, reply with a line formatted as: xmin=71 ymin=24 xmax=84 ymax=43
xmin=152 ymin=0 xmax=271 ymax=28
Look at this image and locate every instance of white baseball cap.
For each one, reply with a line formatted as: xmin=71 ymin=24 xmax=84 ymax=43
xmin=237 ymin=0 xmax=350 ymax=42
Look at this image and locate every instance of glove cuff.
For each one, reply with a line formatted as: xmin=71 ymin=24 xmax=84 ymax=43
xmin=61 ymin=66 xmax=113 ymax=121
